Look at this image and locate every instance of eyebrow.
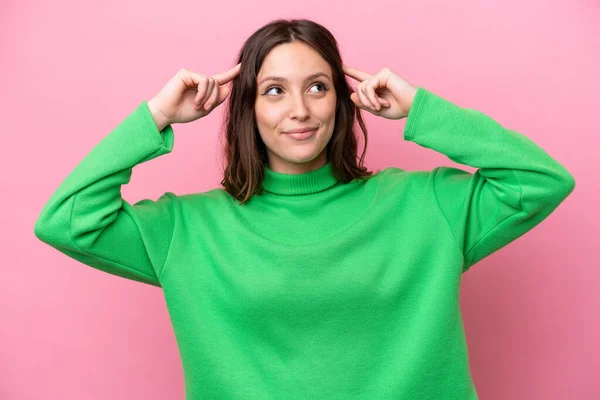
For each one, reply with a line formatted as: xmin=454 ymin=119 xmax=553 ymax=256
xmin=257 ymin=72 xmax=331 ymax=87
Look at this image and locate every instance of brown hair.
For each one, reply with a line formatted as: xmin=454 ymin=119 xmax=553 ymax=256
xmin=219 ymin=18 xmax=376 ymax=205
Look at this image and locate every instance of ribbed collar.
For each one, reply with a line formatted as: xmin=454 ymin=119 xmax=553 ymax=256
xmin=262 ymin=161 xmax=339 ymax=195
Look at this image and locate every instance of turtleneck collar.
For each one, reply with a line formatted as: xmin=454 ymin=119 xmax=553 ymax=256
xmin=262 ymin=161 xmax=340 ymax=195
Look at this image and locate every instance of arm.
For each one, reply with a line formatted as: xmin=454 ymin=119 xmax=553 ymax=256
xmin=33 ymin=101 xmax=177 ymax=287
xmin=404 ymin=87 xmax=575 ymax=272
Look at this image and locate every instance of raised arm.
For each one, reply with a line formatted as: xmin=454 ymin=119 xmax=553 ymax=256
xmin=33 ymin=101 xmax=177 ymax=287
xmin=404 ymin=87 xmax=575 ymax=272
xmin=34 ymin=65 xmax=240 ymax=286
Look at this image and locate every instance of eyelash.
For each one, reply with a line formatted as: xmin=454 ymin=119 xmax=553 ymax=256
xmin=262 ymin=82 xmax=329 ymax=96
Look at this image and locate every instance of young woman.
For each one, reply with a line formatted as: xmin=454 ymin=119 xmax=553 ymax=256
xmin=34 ymin=18 xmax=575 ymax=400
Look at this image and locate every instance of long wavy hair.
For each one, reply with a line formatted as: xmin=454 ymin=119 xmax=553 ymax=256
xmin=219 ymin=18 xmax=376 ymax=205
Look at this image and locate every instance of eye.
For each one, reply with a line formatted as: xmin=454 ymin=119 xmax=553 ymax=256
xmin=309 ymin=82 xmax=328 ymax=93
xmin=263 ymin=82 xmax=329 ymax=96
xmin=264 ymin=86 xmax=283 ymax=96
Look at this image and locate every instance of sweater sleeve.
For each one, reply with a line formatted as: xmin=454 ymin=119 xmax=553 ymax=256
xmin=404 ymin=87 xmax=575 ymax=273
xmin=33 ymin=101 xmax=176 ymax=287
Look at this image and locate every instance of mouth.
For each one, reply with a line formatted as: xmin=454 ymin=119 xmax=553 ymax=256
xmin=283 ymin=127 xmax=318 ymax=141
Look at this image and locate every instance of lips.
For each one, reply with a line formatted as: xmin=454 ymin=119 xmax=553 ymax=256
xmin=284 ymin=127 xmax=317 ymax=140
xmin=284 ymin=127 xmax=318 ymax=134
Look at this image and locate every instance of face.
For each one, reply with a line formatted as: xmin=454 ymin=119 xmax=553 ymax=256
xmin=255 ymin=41 xmax=337 ymax=174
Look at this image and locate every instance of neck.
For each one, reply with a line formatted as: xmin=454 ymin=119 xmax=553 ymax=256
xmin=262 ymin=161 xmax=339 ymax=196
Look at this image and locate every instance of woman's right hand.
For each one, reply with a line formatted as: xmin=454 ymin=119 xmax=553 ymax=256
xmin=147 ymin=63 xmax=241 ymax=130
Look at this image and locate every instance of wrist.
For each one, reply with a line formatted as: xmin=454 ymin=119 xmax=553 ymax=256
xmin=403 ymin=86 xmax=418 ymax=117
xmin=147 ymin=98 xmax=170 ymax=131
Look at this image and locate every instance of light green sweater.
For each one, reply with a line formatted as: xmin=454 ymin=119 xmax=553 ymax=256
xmin=34 ymin=87 xmax=575 ymax=399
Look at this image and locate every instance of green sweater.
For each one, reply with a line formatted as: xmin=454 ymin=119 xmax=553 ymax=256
xmin=34 ymin=87 xmax=575 ymax=399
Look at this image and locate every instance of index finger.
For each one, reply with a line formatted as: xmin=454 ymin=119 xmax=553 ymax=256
xmin=212 ymin=63 xmax=242 ymax=85
xmin=342 ymin=64 xmax=372 ymax=82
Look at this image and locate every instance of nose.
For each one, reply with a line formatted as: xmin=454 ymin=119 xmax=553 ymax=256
xmin=288 ymin=93 xmax=310 ymax=120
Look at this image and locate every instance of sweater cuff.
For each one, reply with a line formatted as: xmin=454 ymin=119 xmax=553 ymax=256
xmin=403 ymin=86 xmax=429 ymax=141
xmin=139 ymin=101 xmax=175 ymax=152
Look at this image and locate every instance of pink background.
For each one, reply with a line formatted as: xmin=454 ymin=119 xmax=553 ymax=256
xmin=2 ymin=0 xmax=598 ymax=399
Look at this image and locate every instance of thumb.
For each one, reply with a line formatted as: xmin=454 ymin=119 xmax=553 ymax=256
xmin=216 ymin=83 xmax=233 ymax=106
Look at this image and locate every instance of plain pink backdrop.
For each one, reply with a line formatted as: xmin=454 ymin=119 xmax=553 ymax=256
xmin=2 ymin=0 xmax=597 ymax=399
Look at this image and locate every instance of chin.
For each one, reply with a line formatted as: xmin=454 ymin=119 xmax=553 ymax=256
xmin=286 ymin=147 xmax=327 ymax=162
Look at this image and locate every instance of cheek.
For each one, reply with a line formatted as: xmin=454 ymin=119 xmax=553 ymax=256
xmin=256 ymin=104 xmax=286 ymax=130
xmin=319 ymin=98 xmax=337 ymax=124
xmin=322 ymin=93 xmax=337 ymax=115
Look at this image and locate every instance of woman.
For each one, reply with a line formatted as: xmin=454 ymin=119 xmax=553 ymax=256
xmin=34 ymin=18 xmax=575 ymax=399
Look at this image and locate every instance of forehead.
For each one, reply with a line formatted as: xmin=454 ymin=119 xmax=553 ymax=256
xmin=257 ymin=42 xmax=331 ymax=81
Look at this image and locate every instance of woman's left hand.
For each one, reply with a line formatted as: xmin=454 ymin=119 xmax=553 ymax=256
xmin=343 ymin=64 xmax=418 ymax=120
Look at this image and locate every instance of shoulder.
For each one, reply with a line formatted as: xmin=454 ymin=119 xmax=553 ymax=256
xmin=162 ymin=187 xmax=234 ymax=209
xmin=372 ymin=166 xmax=435 ymax=187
